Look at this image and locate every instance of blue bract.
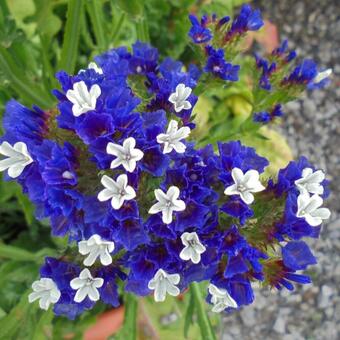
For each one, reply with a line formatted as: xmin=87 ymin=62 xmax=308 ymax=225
xmin=0 ymin=5 xmax=331 ymax=320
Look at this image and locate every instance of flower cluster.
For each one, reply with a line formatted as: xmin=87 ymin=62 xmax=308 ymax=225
xmin=0 ymin=7 xmax=331 ymax=320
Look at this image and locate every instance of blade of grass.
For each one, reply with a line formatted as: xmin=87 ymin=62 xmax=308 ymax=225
xmin=58 ymin=0 xmax=83 ymax=73
xmin=0 ymin=46 xmax=54 ymax=108
xmin=86 ymin=0 xmax=106 ymax=51
xmin=111 ymin=12 xmax=126 ymax=46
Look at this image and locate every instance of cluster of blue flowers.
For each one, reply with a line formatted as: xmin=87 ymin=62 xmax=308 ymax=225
xmin=0 ymin=5 xmax=331 ymax=319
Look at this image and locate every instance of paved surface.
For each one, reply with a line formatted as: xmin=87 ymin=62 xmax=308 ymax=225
xmin=221 ymin=1 xmax=340 ymax=339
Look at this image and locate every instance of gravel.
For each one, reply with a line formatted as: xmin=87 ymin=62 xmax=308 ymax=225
xmin=221 ymin=0 xmax=340 ymax=339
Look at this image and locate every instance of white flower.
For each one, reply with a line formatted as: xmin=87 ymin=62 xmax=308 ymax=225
xmin=208 ymin=283 xmax=237 ymax=313
xmin=28 ymin=278 xmax=61 ymax=310
xmin=88 ymin=62 xmax=103 ymax=74
xmin=294 ymin=167 xmax=325 ymax=195
xmin=148 ymin=269 xmax=180 ymax=302
xmin=179 ymin=232 xmax=206 ymax=264
xmin=296 ymin=192 xmax=330 ymax=226
xmin=78 ymin=234 xmax=115 ymax=266
xmin=148 ymin=186 xmax=186 ymax=224
xmin=106 ymin=137 xmax=144 ymax=173
xmin=156 ymin=120 xmax=191 ymax=154
xmin=66 ymin=81 xmax=101 ymax=117
xmin=70 ymin=268 xmax=104 ymax=303
xmin=168 ymin=83 xmax=192 ymax=112
xmin=314 ymin=68 xmax=332 ymax=83
xmin=224 ymin=168 xmax=265 ymax=204
xmin=0 ymin=141 xmax=33 ymax=178
xmin=97 ymin=174 xmax=136 ymax=210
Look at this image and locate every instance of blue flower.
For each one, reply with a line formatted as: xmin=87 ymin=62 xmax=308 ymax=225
xmin=188 ymin=15 xmax=212 ymax=44
xmin=282 ymin=241 xmax=317 ymax=271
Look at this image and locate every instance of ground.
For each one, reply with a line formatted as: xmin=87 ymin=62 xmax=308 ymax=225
xmin=221 ymin=1 xmax=340 ymax=339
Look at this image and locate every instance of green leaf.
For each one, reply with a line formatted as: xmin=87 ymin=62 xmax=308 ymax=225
xmin=190 ymin=282 xmax=216 ymax=340
xmin=58 ymin=0 xmax=84 ymax=73
xmin=0 ymin=243 xmax=38 ymax=262
xmin=115 ymin=293 xmax=138 ymax=340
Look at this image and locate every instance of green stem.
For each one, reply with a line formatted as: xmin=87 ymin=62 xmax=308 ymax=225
xmin=190 ymin=282 xmax=216 ymax=340
xmin=86 ymin=0 xmax=106 ymax=51
xmin=58 ymin=0 xmax=83 ymax=73
xmin=0 ymin=244 xmax=37 ymax=262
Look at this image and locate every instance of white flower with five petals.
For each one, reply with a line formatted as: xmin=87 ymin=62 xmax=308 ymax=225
xmin=148 ymin=186 xmax=186 ymax=224
xmin=156 ymin=120 xmax=191 ymax=154
xmin=168 ymin=83 xmax=192 ymax=112
xmin=98 ymin=174 xmax=136 ymax=210
xmin=179 ymin=232 xmax=206 ymax=264
xmin=66 ymin=81 xmax=101 ymax=117
xmin=294 ymin=167 xmax=325 ymax=195
xmin=28 ymin=278 xmax=61 ymax=310
xmin=296 ymin=192 xmax=330 ymax=226
xmin=224 ymin=168 xmax=265 ymax=204
xmin=208 ymin=283 xmax=237 ymax=313
xmin=78 ymin=234 xmax=115 ymax=266
xmin=70 ymin=268 xmax=104 ymax=303
xmin=106 ymin=137 xmax=144 ymax=172
xmin=0 ymin=141 xmax=33 ymax=178
xmin=148 ymin=269 xmax=180 ymax=302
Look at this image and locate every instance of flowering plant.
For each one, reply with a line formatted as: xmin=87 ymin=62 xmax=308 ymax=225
xmin=0 ymin=1 xmax=332 ymax=338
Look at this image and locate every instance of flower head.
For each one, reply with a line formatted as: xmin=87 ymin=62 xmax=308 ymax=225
xmin=224 ymin=168 xmax=265 ymax=204
xmin=0 ymin=141 xmax=33 ymax=178
xmin=179 ymin=232 xmax=206 ymax=264
xmin=70 ymin=268 xmax=104 ymax=303
xmin=148 ymin=269 xmax=180 ymax=302
xmin=78 ymin=234 xmax=115 ymax=266
xmin=28 ymin=278 xmax=61 ymax=310
xmin=208 ymin=283 xmax=237 ymax=313
xmin=98 ymin=174 xmax=136 ymax=210
xmin=157 ymin=120 xmax=191 ymax=154
xmin=295 ymin=167 xmax=325 ymax=195
xmin=106 ymin=137 xmax=144 ymax=172
xmin=148 ymin=186 xmax=186 ymax=224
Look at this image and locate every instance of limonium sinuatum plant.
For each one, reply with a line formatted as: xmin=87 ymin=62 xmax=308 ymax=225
xmin=0 ymin=5 xmax=332 ymax=321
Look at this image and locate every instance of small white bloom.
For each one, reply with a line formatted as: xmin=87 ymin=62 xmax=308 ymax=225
xmin=179 ymin=232 xmax=206 ymax=264
xmin=0 ymin=141 xmax=33 ymax=178
xmin=88 ymin=62 xmax=103 ymax=74
xmin=157 ymin=120 xmax=191 ymax=154
xmin=28 ymin=278 xmax=61 ymax=310
xmin=66 ymin=81 xmax=101 ymax=117
xmin=296 ymin=192 xmax=330 ymax=226
xmin=314 ymin=68 xmax=332 ymax=83
xmin=97 ymin=174 xmax=136 ymax=210
xmin=208 ymin=283 xmax=237 ymax=313
xmin=106 ymin=137 xmax=144 ymax=173
xmin=224 ymin=168 xmax=265 ymax=204
xmin=148 ymin=269 xmax=180 ymax=302
xmin=78 ymin=234 xmax=115 ymax=266
xmin=295 ymin=167 xmax=325 ymax=195
xmin=168 ymin=83 xmax=192 ymax=112
xmin=148 ymin=186 xmax=186 ymax=224
xmin=70 ymin=268 xmax=104 ymax=303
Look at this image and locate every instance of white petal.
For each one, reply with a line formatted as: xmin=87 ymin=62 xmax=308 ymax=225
xmin=154 ymin=189 xmax=168 ymax=204
xmin=172 ymin=141 xmax=186 ymax=154
xmin=231 ymin=168 xmax=244 ymax=184
xmin=74 ymin=286 xmax=90 ymax=303
xmin=224 ymin=184 xmax=239 ymax=196
xmin=167 ymin=186 xmax=180 ymax=201
xmin=100 ymin=250 xmax=113 ymax=266
xmin=240 ymin=191 xmax=254 ymax=204
xmin=162 ymin=207 xmax=173 ymax=224
xmin=8 ymin=164 xmax=26 ymax=178
xmin=98 ymin=188 xmax=113 ymax=202
xmin=106 ymin=142 xmax=125 ymax=156
xmin=148 ymin=202 xmax=165 ymax=214
xmin=172 ymin=199 xmax=186 ymax=212
xmin=87 ymin=286 xmax=100 ymax=301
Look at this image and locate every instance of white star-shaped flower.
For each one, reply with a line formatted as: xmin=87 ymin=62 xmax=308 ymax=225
xmin=314 ymin=68 xmax=332 ymax=83
xmin=179 ymin=232 xmax=206 ymax=264
xmin=168 ymin=83 xmax=192 ymax=112
xmin=296 ymin=192 xmax=330 ymax=226
xmin=224 ymin=168 xmax=265 ymax=204
xmin=148 ymin=186 xmax=186 ymax=224
xmin=156 ymin=120 xmax=191 ymax=154
xmin=70 ymin=268 xmax=104 ymax=303
xmin=295 ymin=167 xmax=325 ymax=195
xmin=28 ymin=278 xmax=61 ymax=310
xmin=208 ymin=283 xmax=237 ymax=313
xmin=106 ymin=137 xmax=144 ymax=173
xmin=97 ymin=174 xmax=136 ymax=210
xmin=66 ymin=81 xmax=101 ymax=117
xmin=78 ymin=234 xmax=115 ymax=266
xmin=0 ymin=141 xmax=33 ymax=178
xmin=148 ymin=269 xmax=180 ymax=302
